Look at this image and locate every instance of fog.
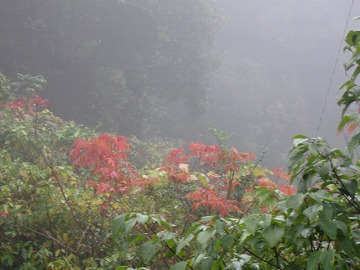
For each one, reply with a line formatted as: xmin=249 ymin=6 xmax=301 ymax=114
xmin=1 ymin=0 xmax=359 ymax=168
xmin=205 ymin=0 xmax=360 ymax=167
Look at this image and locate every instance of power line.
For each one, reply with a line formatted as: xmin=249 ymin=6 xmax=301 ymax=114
xmin=316 ymin=0 xmax=355 ymax=136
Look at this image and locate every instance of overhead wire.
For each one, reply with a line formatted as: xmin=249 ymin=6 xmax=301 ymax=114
xmin=315 ymin=0 xmax=355 ymax=136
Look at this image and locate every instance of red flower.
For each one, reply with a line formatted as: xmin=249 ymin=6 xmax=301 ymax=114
xmin=165 ymin=148 xmax=189 ymax=165
xmin=258 ymin=177 xmax=277 ymax=189
xmin=186 ymin=186 xmax=240 ymax=216
xmin=272 ymin=167 xmax=291 ymax=181
xmin=279 ymin=185 xmax=296 ymax=196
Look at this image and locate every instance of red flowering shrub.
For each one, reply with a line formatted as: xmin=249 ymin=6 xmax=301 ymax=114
xmin=159 ymin=142 xmax=257 ymax=216
xmin=70 ymin=134 xmax=148 ymax=194
xmin=185 ymin=186 xmax=240 ymax=216
xmin=257 ymin=177 xmax=277 ymax=189
xmin=1 ymin=94 xmax=48 ymax=119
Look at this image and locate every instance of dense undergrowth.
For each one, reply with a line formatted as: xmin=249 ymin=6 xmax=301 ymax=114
xmin=1 ymin=29 xmax=360 ymax=269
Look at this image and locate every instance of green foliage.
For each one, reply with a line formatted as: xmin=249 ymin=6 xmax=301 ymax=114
xmin=338 ymin=28 xmax=360 ymax=157
xmin=0 ymin=73 xmax=128 ymax=269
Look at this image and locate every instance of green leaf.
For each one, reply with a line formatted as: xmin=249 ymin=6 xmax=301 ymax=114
xmin=319 ymin=220 xmax=337 ymax=240
xmin=303 ymin=204 xmax=323 ymax=220
xmin=347 ymin=132 xmax=360 ymax=155
xmin=309 ymin=190 xmax=332 ymax=203
xmin=317 ymin=163 xmax=330 ymax=179
xmin=334 ymin=220 xmax=348 ymax=236
xmin=335 ymin=256 xmax=350 ymax=270
xmin=170 ymin=261 xmax=189 ymax=270
xmin=319 ymin=205 xmax=335 ymax=221
xmin=200 ymin=257 xmax=214 ymax=270
xmin=219 ymin=234 xmax=234 ymax=252
xmin=176 ymin=234 xmax=194 ymax=255
xmin=286 ymin=193 xmax=304 ymax=210
xmin=198 ymin=173 xmax=209 ymax=186
xmin=320 ymin=250 xmax=335 ymax=270
xmin=244 ymin=214 xmax=260 ymax=234
xmin=197 ymin=228 xmax=216 ymax=248
xmin=135 ymin=213 xmax=149 ymax=224
xmin=351 ymin=65 xmax=360 ymax=81
xmin=140 ymin=241 xmax=162 ymax=264
xmin=297 ymin=173 xmax=314 ymax=194
xmin=342 ymin=179 xmax=358 ymax=197
xmin=261 ymin=224 xmax=285 ymax=247
xmin=307 ymin=252 xmax=321 ymax=270
xmin=112 ymin=213 xmax=127 ymax=237
xmin=338 ymin=114 xmax=351 ymax=132
xmin=337 ymin=230 xmax=354 ymax=256
xmin=124 ymin=218 xmax=137 ymax=235
xmin=292 ymin=135 xmax=308 ymax=147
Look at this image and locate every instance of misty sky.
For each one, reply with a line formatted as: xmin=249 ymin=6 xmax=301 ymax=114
xmin=1 ymin=1 xmax=359 ymax=169
xmin=207 ymin=0 xmax=360 ymax=167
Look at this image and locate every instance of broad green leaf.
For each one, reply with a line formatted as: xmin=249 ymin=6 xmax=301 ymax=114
xmin=337 ymin=230 xmax=354 ymax=256
xmin=176 ymin=234 xmax=194 ymax=255
xmin=220 ymin=234 xmax=234 ymax=252
xmin=292 ymin=135 xmax=308 ymax=147
xmin=193 ymin=254 xmax=206 ymax=267
xmin=157 ymin=231 xmax=177 ymax=243
xmin=184 ymin=223 xmax=202 ymax=238
xmin=319 ymin=204 xmax=335 ymax=221
xmin=244 ymin=214 xmax=260 ymax=234
xmin=348 ymin=132 xmax=360 ymax=155
xmin=198 ymin=173 xmax=209 ymax=186
xmin=317 ymin=163 xmax=330 ymax=179
xmin=335 ymin=256 xmax=350 ymax=270
xmin=135 ymin=213 xmax=149 ymax=224
xmin=307 ymin=252 xmax=321 ymax=270
xmin=351 ymin=65 xmax=360 ymax=81
xmin=215 ymin=220 xmax=225 ymax=234
xmin=303 ymin=204 xmax=323 ymax=220
xmin=344 ymin=54 xmax=360 ymax=71
xmin=338 ymin=114 xmax=351 ymax=132
xmin=140 ymin=241 xmax=162 ymax=264
xmin=170 ymin=261 xmax=188 ymax=270
xmin=334 ymin=220 xmax=348 ymax=235
xmin=200 ymin=216 xmax=214 ymax=223
xmin=239 ymin=230 xmax=252 ymax=245
xmin=308 ymin=143 xmax=321 ymax=155
xmin=319 ymin=220 xmax=337 ymax=240
xmin=286 ymin=193 xmax=304 ymax=210
xmin=253 ymin=167 xmax=271 ymax=177
xmin=342 ymin=178 xmax=358 ymax=197
xmin=345 ymin=30 xmax=359 ymax=46
xmin=200 ymin=257 xmax=214 ymax=270
xmin=297 ymin=173 xmax=314 ymax=194
xmin=197 ymin=228 xmax=216 ymax=248
xmin=261 ymin=224 xmax=285 ymax=247
xmin=309 ymin=189 xmax=332 ymax=203
xmin=320 ymin=250 xmax=335 ymax=270
xmin=112 ymin=213 xmax=127 ymax=237
xmin=124 ymin=218 xmax=137 ymax=235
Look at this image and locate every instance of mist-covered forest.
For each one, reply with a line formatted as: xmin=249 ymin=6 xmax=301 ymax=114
xmin=1 ymin=1 xmax=360 ymax=269
xmin=1 ymin=0 xmax=359 ymax=166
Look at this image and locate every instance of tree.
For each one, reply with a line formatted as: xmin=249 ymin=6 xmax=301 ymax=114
xmin=0 ymin=0 xmax=220 ymax=137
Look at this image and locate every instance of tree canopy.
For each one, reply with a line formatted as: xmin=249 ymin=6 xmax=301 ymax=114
xmin=0 ymin=0 xmax=220 ymax=136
